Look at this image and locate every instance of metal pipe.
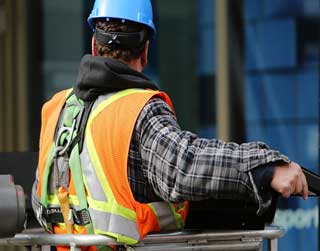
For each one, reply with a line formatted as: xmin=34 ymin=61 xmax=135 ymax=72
xmin=0 ymin=228 xmax=284 ymax=250
xmin=133 ymin=242 xmax=261 ymax=251
xmin=142 ymin=228 xmax=284 ymax=243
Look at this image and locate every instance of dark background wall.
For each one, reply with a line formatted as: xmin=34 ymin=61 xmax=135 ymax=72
xmin=157 ymin=0 xmax=198 ymax=132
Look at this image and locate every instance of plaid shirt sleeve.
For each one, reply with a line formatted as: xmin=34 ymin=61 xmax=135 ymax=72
xmin=133 ymin=98 xmax=290 ymax=214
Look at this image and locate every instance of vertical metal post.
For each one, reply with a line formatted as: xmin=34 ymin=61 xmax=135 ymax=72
xmin=15 ymin=0 xmax=29 ymax=150
xmin=3 ymin=0 xmax=14 ymax=151
xmin=267 ymin=238 xmax=278 ymax=251
xmin=0 ymin=1 xmax=4 ymax=151
xmin=215 ymin=0 xmax=245 ymax=143
xmin=0 ymin=0 xmax=29 ymax=151
xmin=215 ymin=0 xmax=231 ymax=142
xmin=70 ymin=243 xmax=81 ymax=251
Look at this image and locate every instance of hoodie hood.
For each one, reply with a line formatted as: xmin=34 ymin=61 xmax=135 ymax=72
xmin=73 ymin=55 xmax=158 ymax=101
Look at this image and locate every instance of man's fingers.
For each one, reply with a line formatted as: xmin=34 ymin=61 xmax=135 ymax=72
xmin=280 ymin=185 xmax=291 ymax=198
xmin=301 ymin=172 xmax=308 ymax=200
xmin=293 ymin=176 xmax=302 ymax=195
xmin=292 ymin=166 xmax=308 ymax=200
xmin=271 ymin=162 xmax=309 ymax=200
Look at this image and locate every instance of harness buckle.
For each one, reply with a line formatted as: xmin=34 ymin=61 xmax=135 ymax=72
xmin=55 ymin=119 xmax=77 ymax=156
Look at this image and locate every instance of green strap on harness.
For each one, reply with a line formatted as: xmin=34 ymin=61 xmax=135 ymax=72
xmin=41 ymin=144 xmax=55 ymax=207
xmin=65 ymin=95 xmax=94 ymax=234
xmin=69 ymin=143 xmax=94 ymax=234
xmin=40 ymin=93 xmax=94 ymax=234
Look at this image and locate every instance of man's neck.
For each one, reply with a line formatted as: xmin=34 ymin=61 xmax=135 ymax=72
xmin=127 ymin=59 xmax=143 ymax=72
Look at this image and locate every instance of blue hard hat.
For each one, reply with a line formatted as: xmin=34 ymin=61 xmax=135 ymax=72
xmin=88 ymin=0 xmax=156 ymax=35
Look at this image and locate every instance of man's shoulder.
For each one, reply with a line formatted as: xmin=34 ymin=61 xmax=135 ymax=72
xmin=135 ymin=96 xmax=176 ymax=130
xmin=144 ymin=96 xmax=173 ymax=113
xmin=41 ymin=88 xmax=72 ymax=115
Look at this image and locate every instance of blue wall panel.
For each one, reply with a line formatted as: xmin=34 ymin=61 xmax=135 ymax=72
xmin=264 ymin=0 xmax=302 ymax=18
xmin=262 ymin=74 xmax=297 ymax=119
xmin=265 ymin=0 xmax=320 ymax=18
xmin=246 ymin=125 xmax=269 ymax=142
xmin=197 ymin=0 xmax=215 ymax=75
xmin=265 ymin=125 xmax=299 ymax=159
xmin=245 ymin=19 xmax=297 ymax=71
xmin=244 ymin=0 xmax=264 ymax=22
xmin=245 ymin=24 xmax=258 ymax=71
xmin=296 ymin=124 xmax=319 ymax=172
xmin=246 ymin=124 xmax=318 ymax=173
xmin=245 ymin=75 xmax=268 ymax=121
xmin=302 ymin=0 xmax=320 ymax=17
xmin=198 ymin=0 xmax=215 ymax=26
xmin=245 ymin=73 xmax=298 ymax=121
xmin=198 ymin=126 xmax=216 ymax=139
xmin=297 ymin=67 xmax=319 ymax=119
xmin=244 ymin=1 xmax=319 ymax=250
xmin=198 ymin=28 xmax=216 ymax=75
xmin=244 ymin=0 xmax=320 ymax=21
xmin=245 ymin=75 xmax=259 ymax=121
xmin=246 ymin=125 xmax=299 ymax=160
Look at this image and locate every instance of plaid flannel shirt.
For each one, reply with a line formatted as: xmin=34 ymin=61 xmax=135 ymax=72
xmin=128 ymin=98 xmax=290 ymax=214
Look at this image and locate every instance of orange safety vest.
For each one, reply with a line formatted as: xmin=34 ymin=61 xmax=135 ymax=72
xmin=35 ymin=88 xmax=188 ymax=249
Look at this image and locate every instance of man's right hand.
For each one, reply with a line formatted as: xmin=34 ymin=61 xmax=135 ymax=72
xmin=271 ymin=162 xmax=308 ymax=200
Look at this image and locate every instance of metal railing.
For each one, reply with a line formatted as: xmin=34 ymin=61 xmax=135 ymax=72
xmin=0 ymin=227 xmax=284 ymax=251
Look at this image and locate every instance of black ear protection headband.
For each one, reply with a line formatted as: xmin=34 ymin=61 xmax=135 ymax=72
xmin=95 ymin=28 xmax=148 ymax=49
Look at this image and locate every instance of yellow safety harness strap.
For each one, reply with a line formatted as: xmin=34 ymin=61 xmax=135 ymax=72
xmin=57 ymin=187 xmax=73 ymax=234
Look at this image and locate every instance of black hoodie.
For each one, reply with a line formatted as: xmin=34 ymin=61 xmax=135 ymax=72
xmin=73 ymin=55 xmax=158 ymax=101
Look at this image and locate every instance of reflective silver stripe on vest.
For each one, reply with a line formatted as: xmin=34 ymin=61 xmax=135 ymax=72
xmin=83 ymin=91 xmax=139 ymax=241
xmin=150 ymin=202 xmax=178 ymax=230
xmin=92 ymin=92 xmax=115 ymax=110
xmin=81 ymin=143 xmax=107 ymax=202
xmin=79 ymin=91 xmax=128 ymax=201
xmin=89 ymin=207 xmax=140 ymax=241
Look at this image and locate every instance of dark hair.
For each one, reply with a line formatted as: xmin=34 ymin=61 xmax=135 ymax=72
xmin=94 ymin=19 xmax=149 ymax=63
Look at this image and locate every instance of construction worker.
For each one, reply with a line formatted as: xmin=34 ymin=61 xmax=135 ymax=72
xmin=32 ymin=0 xmax=308 ymax=250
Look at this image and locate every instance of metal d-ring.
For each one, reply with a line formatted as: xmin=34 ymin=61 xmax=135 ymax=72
xmin=55 ymin=119 xmax=77 ymax=156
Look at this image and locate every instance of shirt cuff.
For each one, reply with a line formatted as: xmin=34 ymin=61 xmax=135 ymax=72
xmin=251 ymin=162 xmax=275 ymax=191
xmin=249 ymin=163 xmax=276 ymax=215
